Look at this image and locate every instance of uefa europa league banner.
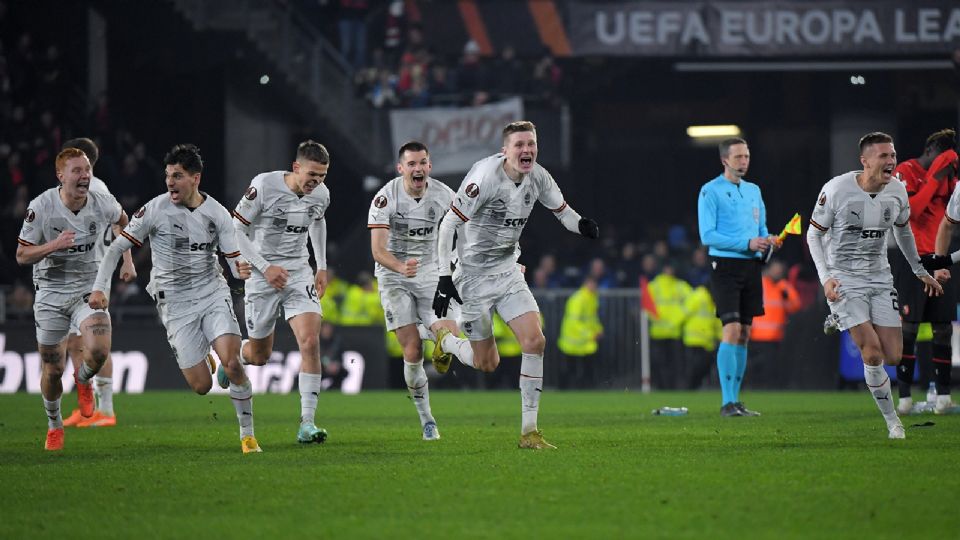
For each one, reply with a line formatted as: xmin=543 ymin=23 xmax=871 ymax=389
xmin=389 ymin=97 xmax=524 ymax=175
xmin=567 ymin=1 xmax=960 ymax=57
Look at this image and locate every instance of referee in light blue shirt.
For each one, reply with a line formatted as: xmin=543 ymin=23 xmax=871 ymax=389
xmin=697 ymin=137 xmax=779 ymax=417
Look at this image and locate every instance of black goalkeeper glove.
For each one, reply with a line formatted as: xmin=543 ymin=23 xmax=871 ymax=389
xmin=432 ymin=275 xmax=462 ymax=318
xmin=920 ymin=254 xmax=953 ymax=272
xmin=578 ymin=218 xmax=600 ymax=239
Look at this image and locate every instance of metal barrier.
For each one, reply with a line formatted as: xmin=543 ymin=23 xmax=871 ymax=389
xmin=534 ymin=288 xmax=647 ymax=390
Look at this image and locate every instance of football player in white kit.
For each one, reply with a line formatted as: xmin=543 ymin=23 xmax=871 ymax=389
xmin=807 ymin=132 xmax=942 ymax=439
xmin=16 ymin=148 xmax=129 ymax=451
xmin=432 ymin=121 xmax=600 ymax=449
xmin=368 ymin=141 xmax=476 ymax=441
xmin=60 ymin=138 xmax=137 ymax=428
xmin=89 ymin=144 xmax=261 ymax=453
xmin=229 ymin=140 xmax=332 ymax=445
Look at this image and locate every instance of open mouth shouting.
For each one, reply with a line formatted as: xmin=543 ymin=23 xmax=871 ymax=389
xmin=411 ymin=171 xmax=426 ymax=188
xmin=518 ymin=155 xmax=534 ymax=171
xmin=302 ymin=180 xmax=318 ymax=194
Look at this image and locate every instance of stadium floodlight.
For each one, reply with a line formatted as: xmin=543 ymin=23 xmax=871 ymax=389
xmin=686 ymin=125 xmax=742 ymax=139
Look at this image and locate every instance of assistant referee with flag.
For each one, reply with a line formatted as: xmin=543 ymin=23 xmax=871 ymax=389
xmin=697 ymin=137 xmax=779 ymax=417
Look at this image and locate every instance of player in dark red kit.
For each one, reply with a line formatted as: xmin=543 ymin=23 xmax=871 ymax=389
xmin=890 ymin=129 xmax=959 ymax=414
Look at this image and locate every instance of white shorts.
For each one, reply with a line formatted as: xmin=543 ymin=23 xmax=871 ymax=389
xmin=456 ymin=267 xmax=538 ymax=341
xmin=243 ymin=267 xmax=322 ymax=339
xmin=34 ymin=290 xmax=110 ymax=346
xmin=828 ymin=285 xmax=901 ymax=331
xmin=379 ymin=275 xmax=459 ymax=332
xmin=156 ymin=286 xmax=241 ymax=369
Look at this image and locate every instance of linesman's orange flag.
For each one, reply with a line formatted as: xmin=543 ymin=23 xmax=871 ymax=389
xmin=777 ymin=213 xmax=803 ymax=244
xmin=639 ymin=276 xmax=659 ymax=318
xmin=765 ymin=213 xmax=803 ymax=263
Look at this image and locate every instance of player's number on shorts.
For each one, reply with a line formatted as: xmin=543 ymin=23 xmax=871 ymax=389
xmin=306 ymin=285 xmax=318 ymax=303
xmin=891 ymin=292 xmax=899 ymax=312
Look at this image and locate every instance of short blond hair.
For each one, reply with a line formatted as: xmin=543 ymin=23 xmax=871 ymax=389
xmin=502 ymin=121 xmax=536 ymax=144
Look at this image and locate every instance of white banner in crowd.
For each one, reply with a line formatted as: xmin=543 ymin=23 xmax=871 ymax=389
xmin=389 ymin=97 xmax=524 ymax=175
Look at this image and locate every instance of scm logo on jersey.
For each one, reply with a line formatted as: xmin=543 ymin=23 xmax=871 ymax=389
xmin=407 ymin=226 xmax=434 ymax=237
xmin=860 ymin=229 xmax=885 ymax=239
xmin=190 ymin=242 xmax=216 ymax=251
xmin=67 ymin=243 xmax=96 ymax=253
xmin=503 ymin=217 xmax=528 ymax=227
xmin=285 ymin=225 xmax=308 ymax=233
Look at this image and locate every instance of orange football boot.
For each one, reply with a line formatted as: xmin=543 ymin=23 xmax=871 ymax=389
xmin=76 ymin=411 xmax=116 ymax=427
xmin=62 ymin=409 xmax=85 ymax=427
xmin=75 ymin=375 xmax=95 ymax=417
xmin=45 ymin=427 xmax=64 ymax=451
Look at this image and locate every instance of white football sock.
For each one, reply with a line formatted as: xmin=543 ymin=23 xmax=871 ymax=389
xmin=519 ymin=353 xmax=544 ymax=435
xmin=864 ymin=364 xmax=898 ymax=426
xmin=417 ymin=324 xmax=434 ymax=342
xmin=76 ymin=361 xmax=96 ymax=384
xmin=94 ymin=376 xmax=114 ymax=415
xmin=442 ymin=333 xmax=475 ymax=368
xmin=229 ymin=381 xmax=255 ymax=438
xmin=299 ymin=372 xmax=323 ymax=425
xmin=44 ymin=397 xmax=63 ymax=429
xmin=239 ymin=339 xmax=252 ymax=365
xmin=404 ymin=360 xmax=434 ymax=426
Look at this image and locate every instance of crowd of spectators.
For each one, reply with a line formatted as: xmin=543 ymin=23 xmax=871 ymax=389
xmin=3 ymin=0 xmax=821 ymax=342
xmin=0 ymin=0 xmax=158 ymax=313
xmin=524 ymin=222 xmax=821 ymax=312
xmin=291 ymin=0 xmax=565 ymax=109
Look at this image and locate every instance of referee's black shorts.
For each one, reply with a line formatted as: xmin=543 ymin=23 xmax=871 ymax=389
xmin=889 ymin=248 xmax=957 ymax=323
xmin=710 ymin=256 xmax=764 ymax=325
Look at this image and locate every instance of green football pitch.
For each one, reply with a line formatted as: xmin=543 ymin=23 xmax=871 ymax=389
xmin=2 ymin=390 xmax=958 ymax=539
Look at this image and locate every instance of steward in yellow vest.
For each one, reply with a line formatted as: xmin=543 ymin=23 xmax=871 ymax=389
xmin=557 ymin=277 xmax=603 ymax=389
xmin=648 ymin=265 xmax=691 ymax=389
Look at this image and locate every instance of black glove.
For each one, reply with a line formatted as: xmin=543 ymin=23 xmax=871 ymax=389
xmin=578 ymin=218 xmax=599 ymax=239
xmin=920 ymin=254 xmax=953 ymax=271
xmin=432 ymin=275 xmax=462 ymax=318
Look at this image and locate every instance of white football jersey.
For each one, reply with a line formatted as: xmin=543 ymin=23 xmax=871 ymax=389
xmin=367 ymin=177 xmax=454 ymax=283
xmin=89 ymin=176 xmax=110 ymax=196
xmin=809 ymin=171 xmax=911 ymax=285
xmin=233 ymin=171 xmax=330 ymax=271
xmin=18 ymin=187 xmax=122 ymax=295
xmin=122 ymin=193 xmax=240 ymax=299
xmin=88 ymin=175 xmax=121 ymax=249
xmin=944 ymin=180 xmax=960 ymax=224
xmin=450 ymin=154 xmax=565 ymax=275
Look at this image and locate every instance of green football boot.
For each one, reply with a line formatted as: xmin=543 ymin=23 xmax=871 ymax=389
xmin=298 ymin=423 xmax=329 ymax=444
